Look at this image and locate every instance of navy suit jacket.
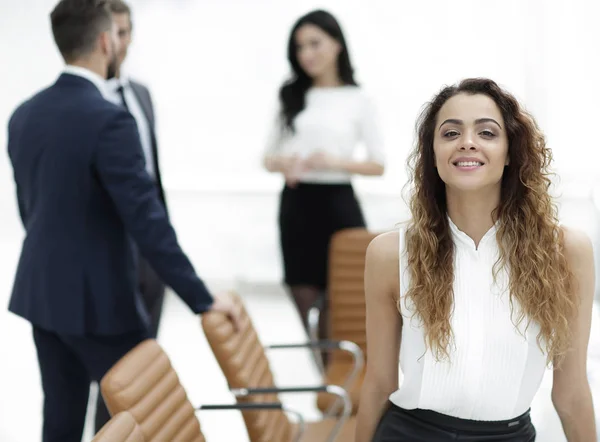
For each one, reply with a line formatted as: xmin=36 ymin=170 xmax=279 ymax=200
xmin=7 ymin=73 xmax=213 ymax=336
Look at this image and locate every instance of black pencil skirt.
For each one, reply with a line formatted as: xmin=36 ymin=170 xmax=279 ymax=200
xmin=278 ymin=182 xmax=365 ymax=289
xmin=373 ymin=402 xmax=536 ymax=441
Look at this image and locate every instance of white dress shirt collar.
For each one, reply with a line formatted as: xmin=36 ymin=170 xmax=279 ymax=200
xmin=106 ymin=73 xmax=132 ymax=93
xmin=62 ymin=65 xmax=108 ymax=98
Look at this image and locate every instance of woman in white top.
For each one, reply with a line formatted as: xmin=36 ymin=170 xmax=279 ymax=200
xmin=263 ymin=10 xmax=385 ymax=353
xmin=355 ymin=78 xmax=596 ymax=441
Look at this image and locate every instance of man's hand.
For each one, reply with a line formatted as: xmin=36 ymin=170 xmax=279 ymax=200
xmin=207 ymin=291 xmax=243 ymax=332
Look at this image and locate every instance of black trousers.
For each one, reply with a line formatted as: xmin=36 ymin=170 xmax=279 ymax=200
xmin=33 ymin=326 xmax=147 ymax=442
xmin=373 ymin=402 xmax=536 ymax=441
xmin=94 ymin=254 xmax=165 ymax=433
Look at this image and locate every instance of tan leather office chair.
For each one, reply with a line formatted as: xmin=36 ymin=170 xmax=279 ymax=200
xmin=92 ymin=411 xmax=144 ymax=442
xmin=101 ymin=339 xmax=297 ymax=442
xmin=100 ymin=339 xmax=207 ymax=442
xmin=202 ymin=292 xmax=357 ymax=442
xmin=311 ymin=228 xmax=379 ymax=415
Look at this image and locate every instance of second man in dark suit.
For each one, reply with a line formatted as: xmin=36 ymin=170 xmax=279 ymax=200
xmin=106 ymin=0 xmax=167 ymax=340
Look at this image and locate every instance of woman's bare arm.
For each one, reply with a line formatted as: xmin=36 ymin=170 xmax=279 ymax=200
xmin=304 ymin=152 xmax=384 ymax=177
xmin=552 ymin=226 xmax=596 ymax=441
xmin=262 ymin=154 xmax=295 ymax=173
xmin=336 ymin=159 xmax=384 ymax=176
xmin=355 ymin=231 xmax=401 ymax=442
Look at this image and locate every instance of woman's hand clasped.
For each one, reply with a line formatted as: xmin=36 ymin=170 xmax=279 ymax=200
xmin=282 ymin=154 xmax=308 ymax=188
xmin=304 ymin=151 xmax=340 ymax=170
xmin=283 ymin=152 xmax=341 ymax=187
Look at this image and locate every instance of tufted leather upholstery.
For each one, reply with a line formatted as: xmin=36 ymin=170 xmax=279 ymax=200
xmin=92 ymin=411 xmax=144 ymax=442
xmin=202 ymin=292 xmax=355 ymax=442
xmin=317 ymin=228 xmax=379 ymax=415
xmin=201 ymin=294 xmax=294 ymax=442
xmin=100 ymin=340 xmax=205 ymax=442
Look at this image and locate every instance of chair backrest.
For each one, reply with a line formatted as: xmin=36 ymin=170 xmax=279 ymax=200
xmin=92 ymin=411 xmax=144 ymax=442
xmin=328 ymin=228 xmax=379 ymax=362
xmin=100 ymin=339 xmax=206 ymax=442
xmin=201 ymin=293 xmax=295 ymax=442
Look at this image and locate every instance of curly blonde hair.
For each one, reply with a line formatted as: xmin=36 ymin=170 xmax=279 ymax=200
xmin=404 ymin=78 xmax=575 ymax=365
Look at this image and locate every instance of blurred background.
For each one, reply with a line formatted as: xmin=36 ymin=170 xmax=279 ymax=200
xmin=1 ymin=0 xmax=600 ymax=440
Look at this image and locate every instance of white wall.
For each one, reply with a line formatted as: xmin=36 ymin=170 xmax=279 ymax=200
xmin=523 ymin=0 xmax=600 ymax=194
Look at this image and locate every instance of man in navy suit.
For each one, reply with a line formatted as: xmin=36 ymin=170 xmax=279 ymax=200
xmin=6 ymin=1 xmax=241 ymax=441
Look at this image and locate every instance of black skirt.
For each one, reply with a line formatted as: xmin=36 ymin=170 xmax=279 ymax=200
xmin=278 ymin=182 xmax=365 ymax=289
xmin=373 ymin=402 xmax=536 ymax=441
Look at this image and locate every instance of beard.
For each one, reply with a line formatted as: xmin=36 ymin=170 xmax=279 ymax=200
xmin=106 ymin=52 xmax=118 ymax=80
xmin=106 ymin=39 xmax=119 ymax=80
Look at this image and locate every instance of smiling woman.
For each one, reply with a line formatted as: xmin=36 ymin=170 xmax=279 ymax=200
xmin=355 ymin=78 xmax=597 ymax=442
xmin=435 ymin=94 xmax=510 ymax=193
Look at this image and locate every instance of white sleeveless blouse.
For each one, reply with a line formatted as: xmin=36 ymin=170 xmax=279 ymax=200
xmin=389 ymin=219 xmax=548 ymax=420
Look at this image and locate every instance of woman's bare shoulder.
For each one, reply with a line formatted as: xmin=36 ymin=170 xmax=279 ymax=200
xmin=365 ymin=230 xmax=400 ymax=298
xmin=367 ymin=230 xmax=400 ymax=262
xmin=560 ymin=225 xmax=593 ymax=265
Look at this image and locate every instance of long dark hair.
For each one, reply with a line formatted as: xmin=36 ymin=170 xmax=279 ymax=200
xmin=279 ymin=10 xmax=358 ymax=131
xmin=404 ymin=78 xmax=574 ymax=365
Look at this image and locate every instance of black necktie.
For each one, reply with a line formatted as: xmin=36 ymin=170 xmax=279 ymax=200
xmin=116 ymin=85 xmax=129 ymax=111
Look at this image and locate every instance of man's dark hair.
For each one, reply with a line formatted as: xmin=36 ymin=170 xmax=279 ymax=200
xmin=108 ymin=0 xmax=132 ymax=29
xmin=50 ymin=0 xmax=113 ymax=62
xmin=108 ymin=0 xmax=130 ymax=15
